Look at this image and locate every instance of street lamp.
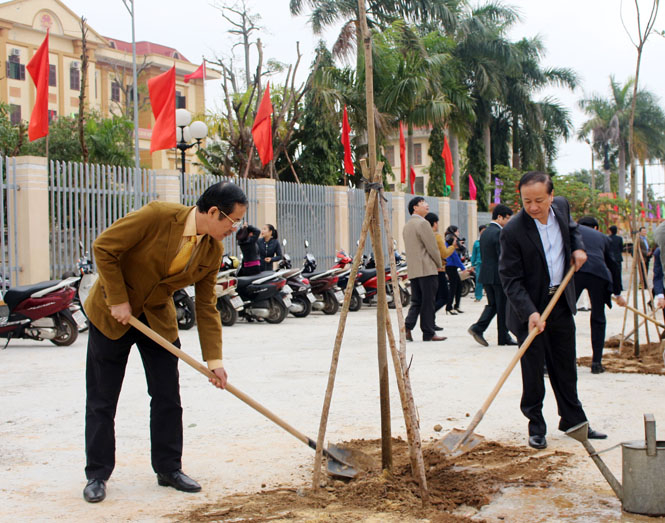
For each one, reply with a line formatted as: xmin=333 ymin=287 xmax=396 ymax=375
xmin=175 ymin=108 xmax=208 ymax=195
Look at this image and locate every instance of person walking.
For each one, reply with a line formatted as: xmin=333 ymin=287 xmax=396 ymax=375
xmin=499 ymin=171 xmax=607 ymax=450
xmin=468 ymin=204 xmax=517 ymax=347
xmin=403 ymin=197 xmax=445 ymax=342
xmin=575 ymin=216 xmax=625 ymax=374
xmin=424 ymin=212 xmax=455 ymax=329
xmin=607 ymin=225 xmax=624 ymax=289
xmin=257 ymin=224 xmax=283 ymax=271
xmin=82 ymin=182 xmax=247 ymax=503
xmin=444 ymin=225 xmax=465 ymax=314
xmin=470 ymin=224 xmax=487 ymax=302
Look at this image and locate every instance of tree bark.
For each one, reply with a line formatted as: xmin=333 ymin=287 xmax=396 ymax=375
xmin=483 ymin=121 xmax=491 ymax=205
xmin=407 ymin=122 xmax=414 ymax=191
xmin=451 ymin=132 xmax=459 ymax=200
xmin=511 ymin=114 xmax=520 ymax=170
xmin=618 ymin=143 xmax=626 ymax=199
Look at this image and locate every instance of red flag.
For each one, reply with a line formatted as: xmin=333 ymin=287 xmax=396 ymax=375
xmin=27 ymin=31 xmax=49 ymax=141
xmin=148 ymin=66 xmax=176 ymax=152
xmin=468 ymin=174 xmax=477 ymax=200
xmin=341 ymin=105 xmax=353 ymax=175
xmin=184 ymin=61 xmax=206 ymax=83
xmin=641 ymin=201 xmax=646 ymax=218
xmin=252 ymin=83 xmax=273 ymax=166
xmin=409 ymin=166 xmax=416 ymax=194
xmin=399 ymin=121 xmax=406 ymax=183
xmin=442 ymin=135 xmax=454 ymax=190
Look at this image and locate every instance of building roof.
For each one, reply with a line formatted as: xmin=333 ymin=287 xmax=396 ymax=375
xmin=104 ymin=37 xmax=190 ymax=63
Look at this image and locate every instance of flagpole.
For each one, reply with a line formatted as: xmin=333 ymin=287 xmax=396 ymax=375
xmin=122 ymin=0 xmax=141 ymax=208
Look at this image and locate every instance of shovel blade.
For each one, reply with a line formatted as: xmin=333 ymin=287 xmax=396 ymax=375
xmin=325 ymin=444 xmax=358 ymax=479
xmin=433 ymin=428 xmax=485 ymax=457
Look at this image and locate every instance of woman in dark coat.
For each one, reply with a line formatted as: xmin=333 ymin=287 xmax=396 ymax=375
xmin=258 ymin=224 xmax=283 ymax=271
xmin=236 ymin=224 xmax=261 ymax=276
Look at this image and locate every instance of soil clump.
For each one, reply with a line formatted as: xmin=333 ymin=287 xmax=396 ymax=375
xmin=172 ymin=437 xmax=571 ymax=522
xmin=577 ymin=336 xmax=665 ymax=375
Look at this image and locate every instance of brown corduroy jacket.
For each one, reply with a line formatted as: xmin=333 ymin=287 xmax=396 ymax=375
xmin=84 ymin=201 xmax=224 ymax=362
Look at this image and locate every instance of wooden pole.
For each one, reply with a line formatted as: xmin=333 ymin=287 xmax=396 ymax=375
xmin=358 ymin=0 xmax=392 ymax=471
xmin=619 ymin=248 xmax=638 ymax=353
xmin=637 ymin=245 xmax=661 ymax=339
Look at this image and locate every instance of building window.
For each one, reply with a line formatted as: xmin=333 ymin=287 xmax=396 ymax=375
xmin=49 ymin=64 xmax=56 ymax=87
xmin=48 ymin=110 xmax=57 ymax=123
xmin=175 ymin=91 xmax=186 ymax=109
xmin=9 ymin=104 xmax=21 ymax=125
xmin=415 ymin=176 xmax=424 ymax=195
xmin=6 ymin=55 xmax=25 ymax=81
xmin=111 ymin=81 xmax=120 ymax=102
xmin=413 ymin=143 xmax=422 ymax=165
xmin=385 ymin=145 xmax=395 ymax=167
xmin=70 ymin=64 xmax=80 ymax=90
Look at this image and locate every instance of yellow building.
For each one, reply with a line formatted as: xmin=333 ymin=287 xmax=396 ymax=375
xmin=382 ymin=126 xmax=433 ymax=194
xmin=0 ymin=0 xmax=218 ymax=170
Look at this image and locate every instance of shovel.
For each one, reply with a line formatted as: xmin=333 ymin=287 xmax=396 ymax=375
xmin=127 ymin=316 xmax=358 ymax=479
xmin=434 ymin=265 xmax=576 ymax=457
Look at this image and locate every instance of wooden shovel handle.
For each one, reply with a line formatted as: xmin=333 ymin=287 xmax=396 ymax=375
xmin=613 ymin=297 xmax=665 ymax=329
xmin=127 ymin=316 xmax=311 ymax=447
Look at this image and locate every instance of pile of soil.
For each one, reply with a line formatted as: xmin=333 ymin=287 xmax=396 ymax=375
xmin=578 ymin=336 xmax=665 ymax=375
xmin=172 ymin=437 xmax=571 ymax=522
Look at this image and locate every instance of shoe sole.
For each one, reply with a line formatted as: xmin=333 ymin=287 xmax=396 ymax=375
xmin=467 ymin=327 xmax=489 ymax=347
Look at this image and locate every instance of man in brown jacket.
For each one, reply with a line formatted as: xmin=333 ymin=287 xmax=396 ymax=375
xmin=403 ymin=197 xmax=444 ymax=341
xmin=82 ymin=182 xmax=247 ymax=503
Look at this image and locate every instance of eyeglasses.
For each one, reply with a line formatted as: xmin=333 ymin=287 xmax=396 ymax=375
xmin=219 ymin=209 xmax=242 ymax=229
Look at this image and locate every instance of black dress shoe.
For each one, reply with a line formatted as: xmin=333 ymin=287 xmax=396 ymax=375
xmin=591 ymin=362 xmax=605 ymax=374
xmin=157 ymin=470 xmax=201 ymax=492
xmin=499 ymin=338 xmax=518 ymax=346
xmin=468 ymin=327 xmax=489 ymax=347
xmin=424 ymin=335 xmax=447 ymax=341
xmin=83 ymin=479 xmax=106 ymax=503
xmin=454 ymin=308 xmax=464 ymax=314
xmin=405 ymin=329 xmax=413 ymax=342
xmin=445 ymin=309 xmax=457 ymax=315
xmin=528 ymin=435 xmax=547 ymax=449
xmin=587 ymin=428 xmax=607 ymax=440
xmin=434 ymin=325 xmax=443 ymax=331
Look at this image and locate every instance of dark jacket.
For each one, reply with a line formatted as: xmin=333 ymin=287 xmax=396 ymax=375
xmin=478 ymin=222 xmax=502 ymax=285
xmin=654 ymin=247 xmax=663 ymax=296
xmin=607 ymin=233 xmax=624 ymax=264
xmin=258 ymin=238 xmax=283 ymax=271
xmin=577 ymin=224 xmax=622 ymax=302
xmin=499 ymin=197 xmax=584 ymax=335
xmin=236 ymin=225 xmax=261 ymax=265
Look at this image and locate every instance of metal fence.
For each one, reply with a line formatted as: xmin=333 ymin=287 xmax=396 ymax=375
xmin=348 ymin=187 xmax=395 ymax=259
xmin=0 ymin=157 xmax=20 ymax=292
xmin=477 ymin=212 xmax=491 ymax=227
xmin=276 ymin=181 xmax=336 ymax=270
xmin=449 ymin=199 xmax=471 ymax=243
xmin=49 ymin=161 xmax=158 ymax=278
xmin=182 ymin=174 xmax=258 ymax=259
xmin=403 ymin=193 xmax=440 ymax=222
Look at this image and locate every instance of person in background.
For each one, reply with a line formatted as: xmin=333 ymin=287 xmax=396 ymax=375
xmin=257 ymin=224 xmax=283 ymax=272
xmin=424 ymin=212 xmax=455 ymax=330
xmin=575 ymin=216 xmax=625 ymax=374
xmin=607 ymin=225 xmax=624 ymax=290
xmin=470 ymin=224 xmax=487 ymax=302
xmin=444 ymin=225 xmax=465 ymax=315
xmin=236 ymin=224 xmax=261 ymax=276
xmin=636 ymin=226 xmax=651 ymax=286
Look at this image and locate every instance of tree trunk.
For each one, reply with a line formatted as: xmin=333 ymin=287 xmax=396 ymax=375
xmin=642 ymin=162 xmax=647 ymax=204
xmin=618 ymin=143 xmax=626 ymax=199
xmin=511 ymin=113 xmax=520 ymax=170
xmin=450 ymin=132 xmax=459 ymax=200
xmin=483 ymin=121 xmax=491 ymax=206
xmin=407 ymin=122 xmax=414 ymax=192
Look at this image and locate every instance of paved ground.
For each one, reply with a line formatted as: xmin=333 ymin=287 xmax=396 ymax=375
xmin=1 ymin=292 xmax=664 ymax=522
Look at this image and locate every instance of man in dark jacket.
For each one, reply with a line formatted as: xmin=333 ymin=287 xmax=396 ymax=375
xmin=575 ymin=217 xmax=625 ymax=374
xmin=468 ymin=204 xmax=517 ymax=346
xmin=607 ymin=225 xmax=624 ymax=289
xmin=499 ymin=171 xmax=607 ymax=450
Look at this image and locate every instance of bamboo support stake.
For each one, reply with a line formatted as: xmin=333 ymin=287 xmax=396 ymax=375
xmin=311 ymin=189 xmax=378 ymax=488
xmin=637 ymin=245 xmax=661 ymax=340
xmin=619 ymin=249 xmax=638 ymax=352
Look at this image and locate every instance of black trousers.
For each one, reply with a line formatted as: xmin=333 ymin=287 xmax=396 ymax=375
xmin=405 ymin=274 xmax=438 ymax=340
xmin=471 ymin=283 xmax=510 ymax=344
xmin=574 ymin=271 xmax=609 ymax=364
xmin=517 ymin=300 xmax=587 ymax=436
xmin=445 ymin=266 xmax=461 ymax=311
xmin=434 ymin=271 xmax=449 ymax=312
xmin=85 ymin=318 xmax=183 ymax=480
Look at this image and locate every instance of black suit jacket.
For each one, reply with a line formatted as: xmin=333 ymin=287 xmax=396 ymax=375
xmin=478 ymin=222 xmax=502 ymax=285
xmin=577 ymin=224 xmax=622 ymax=304
xmin=499 ymin=197 xmax=585 ymax=334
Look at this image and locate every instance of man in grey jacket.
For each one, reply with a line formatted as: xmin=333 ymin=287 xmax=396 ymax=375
xmin=403 ymin=197 xmax=444 ymax=341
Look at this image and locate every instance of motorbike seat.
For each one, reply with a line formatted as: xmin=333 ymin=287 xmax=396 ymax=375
xmin=303 ymin=270 xmax=332 ymax=279
xmin=4 ymin=280 xmax=62 ymax=311
xmin=236 ymin=271 xmax=275 ymax=290
xmin=357 ymin=268 xmax=377 ymax=283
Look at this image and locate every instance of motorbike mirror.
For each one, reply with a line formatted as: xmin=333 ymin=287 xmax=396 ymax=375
xmin=304 ymin=240 xmax=310 ymax=248
xmin=282 ymin=239 xmax=287 ymax=246
xmin=356 ymin=240 xmax=360 ymax=246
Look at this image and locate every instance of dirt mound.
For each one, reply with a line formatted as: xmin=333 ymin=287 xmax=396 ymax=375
xmin=578 ymin=336 xmax=665 ymax=375
xmin=171 ymin=438 xmax=571 ymax=522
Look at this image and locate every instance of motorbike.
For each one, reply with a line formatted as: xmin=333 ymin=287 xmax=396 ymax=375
xmin=236 ymin=271 xmax=291 ymax=324
xmin=215 ymin=255 xmax=244 ymax=327
xmin=70 ymin=246 xmax=97 ymax=331
xmin=277 ymin=244 xmax=316 ymax=318
xmin=173 ymin=286 xmax=196 ymax=330
xmin=0 ymin=276 xmax=85 ymax=347
xmin=301 ymin=241 xmax=344 ymax=315
xmin=330 ymin=250 xmax=366 ymax=312
xmin=459 ymin=261 xmax=476 ymax=298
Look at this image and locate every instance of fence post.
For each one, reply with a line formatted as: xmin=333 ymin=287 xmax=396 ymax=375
xmin=439 ymin=196 xmax=451 ymax=231
xmin=466 ymin=199 xmax=478 ymax=244
xmin=12 ymin=156 xmax=50 ymax=284
xmin=256 ymin=178 xmax=277 ymax=228
xmin=333 ymin=186 xmax=349 ymax=252
xmin=154 ymin=169 xmax=181 ymax=203
xmin=391 ymin=191 xmax=406 ymax=252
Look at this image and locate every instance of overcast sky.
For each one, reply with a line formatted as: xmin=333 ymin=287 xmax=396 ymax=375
xmin=63 ymin=0 xmax=665 ymax=194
